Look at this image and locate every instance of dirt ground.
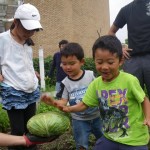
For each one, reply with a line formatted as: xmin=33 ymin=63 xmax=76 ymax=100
xmin=0 ymin=130 xmax=76 ymax=150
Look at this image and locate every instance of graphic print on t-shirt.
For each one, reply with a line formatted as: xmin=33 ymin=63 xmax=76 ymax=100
xmin=146 ymin=2 xmax=150 ymax=16
xmin=97 ymin=88 xmax=130 ymax=138
xmin=69 ymin=86 xmax=97 ymax=115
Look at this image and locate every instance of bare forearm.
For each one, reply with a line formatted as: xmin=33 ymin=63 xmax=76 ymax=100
xmin=108 ymin=24 xmax=119 ymax=36
xmin=142 ymin=97 xmax=150 ymax=126
xmin=142 ymin=97 xmax=150 ymax=119
xmin=54 ymin=99 xmax=68 ymax=106
xmin=0 ymin=133 xmax=26 ymax=147
xmin=41 ymin=94 xmax=68 ymax=108
xmin=62 ymin=102 xmax=88 ymax=113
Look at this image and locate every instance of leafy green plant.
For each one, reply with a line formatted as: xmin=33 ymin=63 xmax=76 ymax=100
xmin=44 ymin=76 xmax=55 ymax=92
xmin=36 ymin=102 xmax=70 ymax=118
xmin=36 ymin=102 xmax=61 ymax=114
xmin=0 ymin=104 xmax=10 ymax=132
xmin=83 ymin=57 xmax=98 ymax=76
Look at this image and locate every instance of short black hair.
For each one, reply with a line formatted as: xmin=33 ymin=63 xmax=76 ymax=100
xmin=59 ymin=40 xmax=68 ymax=47
xmin=60 ymin=42 xmax=84 ymax=61
xmin=92 ymin=35 xmax=123 ymax=60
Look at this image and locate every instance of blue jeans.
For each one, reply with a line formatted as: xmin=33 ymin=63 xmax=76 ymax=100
xmin=94 ymin=136 xmax=148 ymax=150
xmin=72 ymin=117 xmax=102 ymax=150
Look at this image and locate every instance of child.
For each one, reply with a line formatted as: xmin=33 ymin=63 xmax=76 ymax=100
xmin=42 ymin=43 xmax=102 ymax=150
xmin=42 ymin=35 xmax=150 ymax=150
xmin=0 ymin=3 xmax=42 ymax=150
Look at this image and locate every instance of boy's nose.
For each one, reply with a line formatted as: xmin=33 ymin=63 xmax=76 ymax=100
xmin=101 ymin=64 xmax=109 ymax=70
xmin=66 ymin=65 xmax=71 ymax=69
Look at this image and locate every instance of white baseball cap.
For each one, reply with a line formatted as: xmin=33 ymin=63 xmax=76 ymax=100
xmin=14 ymin=3 xmax=42 ymax=30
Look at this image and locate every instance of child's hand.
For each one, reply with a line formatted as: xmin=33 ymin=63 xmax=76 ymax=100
xmin=35 ymin=71 xmax=41 ymax=80
xmin=143 ymin=119 xmax=150 ymax=127
xmin=41 ymin=93 xmax=54 ymax=106
xmin=57 ymin=105 xmax=71 ymax=113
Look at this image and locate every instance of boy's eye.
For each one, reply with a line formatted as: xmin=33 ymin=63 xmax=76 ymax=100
xmin=108 ymin=61 xmax=114 ymax=64
xmin=69 ymin=62 xmax=76 ymax=65
xmin=97 ymin=62 xmax=102 ymax=64
xmin=95 ymin=61 xmax=102 ymax=64
xmin=61 ymin=62 xmax=76 ymax=66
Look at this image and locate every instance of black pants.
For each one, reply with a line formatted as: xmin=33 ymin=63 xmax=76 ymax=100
xmin=7 ymin=103 xmax=37 ymax=150
xmin=122 ymin=54 xmax=150 ymax=98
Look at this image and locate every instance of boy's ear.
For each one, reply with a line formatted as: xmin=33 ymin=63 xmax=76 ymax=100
xmin=81 ymin=58 xmax=85 ymax=65
xmin=119 ymin=56 xmax=124 ymax=66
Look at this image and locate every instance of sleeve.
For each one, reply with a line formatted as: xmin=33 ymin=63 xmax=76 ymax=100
xmin=82 ymin=79 xmax=99 ymax=107
xmin=48 ymin=54 xmax=56 ymax=78
xmin=56 ymin=82 xmax=65 ymax=99
xmin=113 ymin=5 xmax=128 ymax=29
xmin=61 ymin=85 xmax=69 ymax=100
xmin=130 ymin=77 xmax=145 ymax=103
xmin=91 ymin=71 xmax=95 ymax=80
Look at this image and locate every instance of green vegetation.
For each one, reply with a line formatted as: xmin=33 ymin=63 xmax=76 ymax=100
xmin=0 ymin=56 xmax=149 ymax=149
xmin=0 ymin=105 xmax=10 ymax=132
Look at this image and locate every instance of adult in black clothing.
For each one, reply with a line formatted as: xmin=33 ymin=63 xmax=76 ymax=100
xmin=108 ymin=0 xmax=150 ymax=98
xmin=49 ymin=40 xmax=68 ymax=98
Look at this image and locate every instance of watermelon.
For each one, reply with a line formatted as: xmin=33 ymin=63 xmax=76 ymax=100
xmin=27 ymin=112 xmax=70 ymax=137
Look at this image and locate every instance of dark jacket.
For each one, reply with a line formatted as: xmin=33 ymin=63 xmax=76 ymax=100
xmin=49 ymin=51 xmax=67 ymax=82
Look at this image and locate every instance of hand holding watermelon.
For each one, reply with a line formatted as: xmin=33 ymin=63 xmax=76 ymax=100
xmin=23 ymin=133 xmax=59 ymax=147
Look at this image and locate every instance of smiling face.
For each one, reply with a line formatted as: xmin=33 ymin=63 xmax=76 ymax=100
xmin=61 ymin=55 xmax=84 ymax=79
xmin=94 ymin=48 xmax=123 ymax=82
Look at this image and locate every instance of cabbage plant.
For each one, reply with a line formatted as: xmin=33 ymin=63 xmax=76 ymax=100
xmin=27 ymin=112 xmax=70 ymax=137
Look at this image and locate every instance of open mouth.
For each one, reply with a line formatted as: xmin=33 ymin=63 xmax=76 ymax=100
xmin=101 ymin=72 xmax=110 ymax=78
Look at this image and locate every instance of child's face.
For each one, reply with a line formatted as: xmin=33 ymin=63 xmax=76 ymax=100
xmin=94 ymin=48 xmax=123 ymax=82
xmin=60 ymin=44 xmax=67 ymax=51
xmin=61 ymin=55 xmax=84 ymax=79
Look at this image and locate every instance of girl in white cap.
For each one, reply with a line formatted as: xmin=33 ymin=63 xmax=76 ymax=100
xmin=0 ymin=3 xmax=42 ymax=150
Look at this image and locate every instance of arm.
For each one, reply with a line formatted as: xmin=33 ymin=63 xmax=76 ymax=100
xmin=0 ymin=133 xmax=58 ymax=147
xmin=0 ymin=133 xmax=26 ymax=147
xmin=59 ymin=101 xmax=88 ymax=113
xmin=35 ymin=71 xmax=40 ymax=80
xmin=142 ymin=97 xmax=150 ymax=127
xmin=41 ymin=93 xmax=68 ymax=107
xmin=108 ymin=24 xmax=132 ymax=59
xmin=108 ymin=24 xmax=119 ymax=36
xmin=41 ymin=94 xmax=88 ymax=112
